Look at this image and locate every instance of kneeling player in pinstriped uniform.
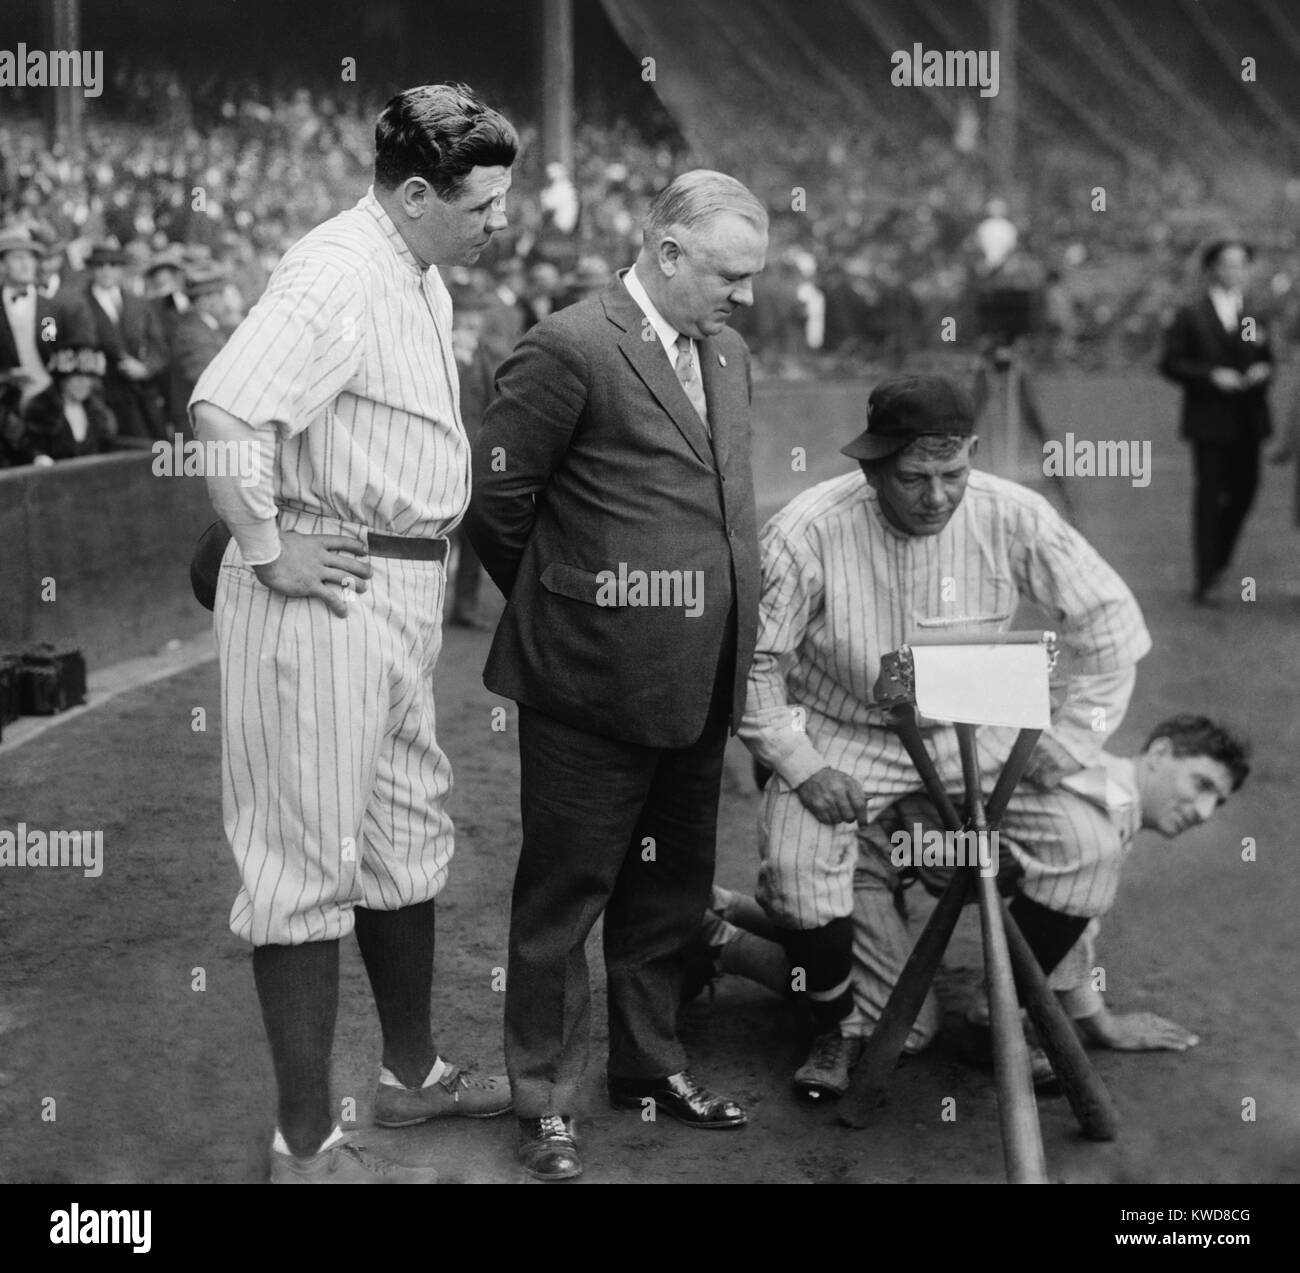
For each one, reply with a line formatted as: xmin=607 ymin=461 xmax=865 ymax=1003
xmin=737 ymin=373 xmax=1154 ymax=1100
xmin=191 ymin=85 xmax=518 ymax=1184
xmin=694 ymin=715 xmax=1248 ymax=1090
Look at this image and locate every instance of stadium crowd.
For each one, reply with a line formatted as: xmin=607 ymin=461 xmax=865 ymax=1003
xmin=5 ymin=67 xmax=1300 ymax=470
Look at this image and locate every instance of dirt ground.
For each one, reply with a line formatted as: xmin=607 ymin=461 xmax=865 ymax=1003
xmin=2 ymin=370 xmax=1297 ymax=1185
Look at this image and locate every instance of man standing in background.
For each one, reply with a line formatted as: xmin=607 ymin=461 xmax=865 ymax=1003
xmin=1160 ymin=238 xmax=1273 ymax=607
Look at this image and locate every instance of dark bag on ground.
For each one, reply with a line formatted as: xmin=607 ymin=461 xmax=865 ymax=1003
xmin=6 ymin=643 xmax=87 ymax=715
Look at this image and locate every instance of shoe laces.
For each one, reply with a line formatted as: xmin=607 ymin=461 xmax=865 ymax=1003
xmin=331 ymin=1140 xmax=397 ymax=1177
xmin=440 ymin=1064 xmax=498 ymax=1093
xmin=808 ymin=1030 xmax=846 ymax=1068
xmin=675 ymin=1070 xmax=711 ymax=1101
xmin=535 ymin=1114 xmax=571 ymax=1140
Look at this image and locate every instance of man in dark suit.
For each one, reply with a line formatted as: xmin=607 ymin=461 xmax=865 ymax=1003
xmin=1159 ymin=237 xmax=1273 ymax=606
xmin=467 ymin=170 xmax=768 ymax=1181
xmin=170 ymin=265 xmax=233 ymax=437
xmin=145 ymin=246 xmax=191 ymax=432
xmin=82 ymin=241 xmax=169 ymax=441
xmin=0 ymin=227 xmax=91 ymax=408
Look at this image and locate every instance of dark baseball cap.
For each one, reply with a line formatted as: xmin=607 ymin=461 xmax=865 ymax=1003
xmin=840 ymin=373 xmax=976 ymax=461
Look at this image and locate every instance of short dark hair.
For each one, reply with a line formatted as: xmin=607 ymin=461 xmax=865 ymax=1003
xmin=1201 ymin=237 xmax=1253 ymax=270
xmin=860 ymin=432 xmax=972 ymax=478
xmin=1143 ymin=714 xmax=1251 ymax=791
xmin=374 ymin=83 xmax=517 ymax=199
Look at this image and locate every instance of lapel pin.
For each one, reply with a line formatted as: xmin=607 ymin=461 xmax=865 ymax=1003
xmin=718 ymin=354 xmax=727 ymax=367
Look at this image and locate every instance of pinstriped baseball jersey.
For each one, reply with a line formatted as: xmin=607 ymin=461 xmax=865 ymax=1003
xmin=195 ymin=188 xmax=466 ymax=946
xmin=741 ymin=468 xmax=1152 ymax=926
xmin=191 ymin=187 xmax=468 ymax=539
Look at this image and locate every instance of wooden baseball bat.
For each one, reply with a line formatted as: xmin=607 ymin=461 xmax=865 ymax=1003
xmin=978 ymin=870 xmax=1049 ymax=1183
xmin=1001 ymin=900 xmax=1119 ymax=1142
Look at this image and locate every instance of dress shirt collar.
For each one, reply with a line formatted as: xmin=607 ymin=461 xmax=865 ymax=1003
xmin=1208 ymin=285 xmax=1242 ymax=331
xmin=623 ymin=265 xmax=686 ymax=360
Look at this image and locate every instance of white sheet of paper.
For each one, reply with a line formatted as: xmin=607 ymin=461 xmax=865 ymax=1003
xmin=910 ymin=643 xmax=1051 ymax=728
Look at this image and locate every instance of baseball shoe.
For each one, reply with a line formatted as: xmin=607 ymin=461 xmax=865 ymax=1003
xmin=958 ymin=1020 xmax=1060 ymax=1092
xmin=372 ymin=1062 xmax=512 ymax=1127
xmin=517 ymin=1115 xmax=582 ymax=1181
xmin=793 ymin=1029 xmax=864 ymax=1102
xmin=270 ymin=1131 xmax=439 ymax=1184
xmin=608 ymin=1070 xmax=748 ymax=1128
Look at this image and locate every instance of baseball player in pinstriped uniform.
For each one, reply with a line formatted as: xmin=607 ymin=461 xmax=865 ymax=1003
xmin=738 ymin=373 xmax=1154 ymax=1100
xmin=191 ymin=85 xmax=518 ymax=1184
xmin=702 ymin=715 xmax=1248 ymax=1069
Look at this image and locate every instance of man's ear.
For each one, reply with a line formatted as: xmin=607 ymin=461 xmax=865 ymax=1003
xmin=1144 ymin=737 xmax=1174 ymax=762
xmin=399 ymin=177 xmax=432 ymax=220
xmin=967 ymin=435 xmax=980 ymax=461
xmin=656 ymin=235 xmax=683 ymax=278
xmin=858 ymin=460 xmax=879 ymax=490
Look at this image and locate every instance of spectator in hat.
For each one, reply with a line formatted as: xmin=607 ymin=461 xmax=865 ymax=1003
xmin=23 ymin=346 xmax=119 ymax=462
xmin=147 ymin=246 xmax=191 ymax=431
xmin=1 ymin=226 xmax=87 ymax=408
xmin=170 ymin=264 xmax=235 ymax=438
xmin=82 ymin=239 xmax=169 ymax=441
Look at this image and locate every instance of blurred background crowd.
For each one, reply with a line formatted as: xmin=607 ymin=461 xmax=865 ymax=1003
xmin=7 ymin=0 xmax=1300 ymax=468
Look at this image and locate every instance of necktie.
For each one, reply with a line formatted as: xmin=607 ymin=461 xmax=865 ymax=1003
xmin=674 ymin=334 xmax=709 ymax=430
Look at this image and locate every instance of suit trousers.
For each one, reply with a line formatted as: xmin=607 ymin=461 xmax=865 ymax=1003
xmin=504 ymin=639 xmax=734 ymax=1118
xmin=1192 ymin=439 xmax=1260 ymax=592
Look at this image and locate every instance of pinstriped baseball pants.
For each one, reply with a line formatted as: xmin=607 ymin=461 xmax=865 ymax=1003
xmin=214 ymin=514 xmax=454 ymax=946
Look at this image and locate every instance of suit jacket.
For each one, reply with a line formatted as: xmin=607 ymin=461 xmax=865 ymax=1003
xmin=170 ymin=309 xmax=227 ymax=423
xmin=84 ymin=288 xmax=168 ymax=374
xmin=466 ymin=275 xmax=761 ymax=749
xmin=84 ymin=287 xmax=168 ymax=437
xmin=1158 ymin=291 xmax=1273 ymax=444
xmin=0 ymin=289 xmax=92 ymax=373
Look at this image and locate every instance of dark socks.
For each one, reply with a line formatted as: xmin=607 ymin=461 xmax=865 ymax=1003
xmin=782 ymin=917 xmax=855 ymax=1030
xmin=252 ymin=940 xmax=339 ymax=1158
xmin=1008 ymin=893 xmax=1090 ymax=979
xmin=354 ymin=898 xmax=438 ymax=1089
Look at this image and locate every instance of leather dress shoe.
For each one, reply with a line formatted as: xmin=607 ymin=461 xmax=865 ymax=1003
xmin=517 ymin=1115 xmax=582 ymax=1181
xmin=608 ymin=1070 xmax=748 ymax=1128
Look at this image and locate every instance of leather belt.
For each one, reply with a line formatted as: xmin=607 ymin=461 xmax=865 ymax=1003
xmin=367 ymin=533 xmax=450 ymax=563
